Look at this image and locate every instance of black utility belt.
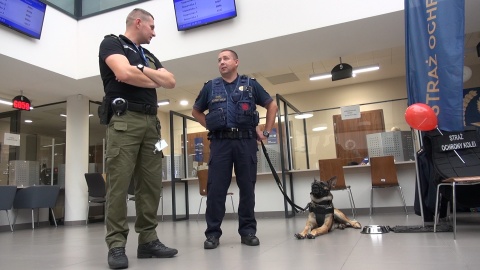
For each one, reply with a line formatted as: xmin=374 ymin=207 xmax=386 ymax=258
xmin=111 ymin=98 xmax=157 ymax=115
xmin=127 ymin=102 xmax=157 ymax=115
xmin=209 ymin=129 xmax=255 ymax=139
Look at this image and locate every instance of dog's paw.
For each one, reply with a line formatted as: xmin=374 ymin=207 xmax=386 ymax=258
xmin=306 ymin=234 xmax=316 ymax=239
xmin=294 ymin=233 xmax=306 ymax=239
xmin=349 ymin=221 xmax=362 ymax=229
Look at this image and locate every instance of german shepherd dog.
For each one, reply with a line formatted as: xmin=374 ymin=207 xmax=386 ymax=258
xmin=295 ymin=177 xmax=361 ymax=239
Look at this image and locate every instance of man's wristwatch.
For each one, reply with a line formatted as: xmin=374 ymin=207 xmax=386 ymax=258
xmin=263 ymin=130 xmax=270 ymax=138
xmin=137 ymin=64 xmax=144 ymax=73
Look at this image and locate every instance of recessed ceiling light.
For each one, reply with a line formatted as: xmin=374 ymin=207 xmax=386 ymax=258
xmin=158 ymin=99 xmax=170 ymax=106
xmin=312 ymin=126 xmax=327 ymax=131
xmin=180 ymin=100 xmax=188 ymax=106
xmin=294 ymin=113 xmax=313 ymax=119
xmin=24 ymin=119 xmax=33 ymax=123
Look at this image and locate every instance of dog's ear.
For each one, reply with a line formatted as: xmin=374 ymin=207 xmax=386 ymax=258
xmin=327 ymin=176 xmax=337 ymax=189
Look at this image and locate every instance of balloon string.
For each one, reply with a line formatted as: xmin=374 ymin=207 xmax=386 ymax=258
xmin=436 ymin=127 xmax=465 ymax=164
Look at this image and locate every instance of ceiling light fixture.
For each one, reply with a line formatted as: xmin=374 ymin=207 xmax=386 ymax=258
xmin=158 ymin=99 xmax=170 ymax=106
xmin=180 ymin=100 xmax=189 ymax=106
xmin=312 ymin=124 xmax=327 ymax=131
xmin=309 ymin=63 xmax=380 ymax=81
xmin=0 ymin=99 xmax=12 ymax=106
xmin=294 ymin=113 xmax=313 ymax=119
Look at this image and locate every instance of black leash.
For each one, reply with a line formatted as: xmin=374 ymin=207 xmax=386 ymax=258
xmin=260 ymin=141 xmax=307 ymax=213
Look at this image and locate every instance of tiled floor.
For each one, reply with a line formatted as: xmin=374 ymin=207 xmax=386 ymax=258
xmin=1 ymin=211 xmax=480 ymax=270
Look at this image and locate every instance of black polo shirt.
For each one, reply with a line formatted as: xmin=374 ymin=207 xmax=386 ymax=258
xmin=98 ymin=35 xmax=162 ymax=106
xmin=193 ymin=75 xmax=273 ymax=113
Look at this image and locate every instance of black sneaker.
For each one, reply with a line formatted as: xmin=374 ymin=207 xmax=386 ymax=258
xmin=241 ymin=234 xmax=260 ymax=246
xmin=108 ymin=247 xmax=128 ymax=269
xmin=137 ymin=239 xmax=178 ymax=258
xmin=204 ymin=235 xmax=220 ymax=249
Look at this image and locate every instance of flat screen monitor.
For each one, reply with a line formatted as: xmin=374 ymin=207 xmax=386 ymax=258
xmin=173 ymin=0 xmax=237 ymax=31
xmin=0 ymin=0 xmax=47 ymax=39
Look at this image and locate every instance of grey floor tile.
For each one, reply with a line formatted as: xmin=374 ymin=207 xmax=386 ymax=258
xmin=1 ymin=212 xmax=480 ymax=270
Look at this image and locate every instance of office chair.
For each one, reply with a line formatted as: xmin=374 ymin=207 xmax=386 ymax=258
xmin=0 ymin=185 xmax=17 ymax=231
xmin=369 ymin=156 xmax=408 ymax=215
xmin=12 ymin=185 xmax=61 ymax=229
xmin=84 ymin=173 xmax=107 ymax=225
xmin=318 ymin=158 xmax=356 ymax=218
xmin=196 ymin=169 xmax=235 ymax=221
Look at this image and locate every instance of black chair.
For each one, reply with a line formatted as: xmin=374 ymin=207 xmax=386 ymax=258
xmin=422 ymin=127 xmax=480 ymax=239
xmin=12 ymin=185 xmax=61 ymax=229
xmin=84 ymin=173 xmax=107 ymax=225
xmin=0 ymin=186 xmax=17 ymax=231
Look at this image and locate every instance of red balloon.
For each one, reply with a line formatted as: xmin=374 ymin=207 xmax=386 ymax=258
xmin=405 ymin=103 xmax=438 ymax=131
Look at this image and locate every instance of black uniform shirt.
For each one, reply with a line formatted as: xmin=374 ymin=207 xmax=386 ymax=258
xmin=98 ymin=35 xmax=162 ymax=106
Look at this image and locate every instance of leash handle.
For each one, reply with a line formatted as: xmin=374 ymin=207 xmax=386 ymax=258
xmin=261 ymin=141 xmax=306 ymax=213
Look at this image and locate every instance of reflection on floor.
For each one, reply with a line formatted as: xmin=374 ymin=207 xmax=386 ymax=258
xmin=1 ymin=211 xmax=480 ymax=270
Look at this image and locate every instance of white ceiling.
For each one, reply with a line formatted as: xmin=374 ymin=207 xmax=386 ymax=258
xmin=1 ymin=4 xmax=480 ymax=138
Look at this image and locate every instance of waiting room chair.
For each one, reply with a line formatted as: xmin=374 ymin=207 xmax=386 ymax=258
xmin=196 ymin=169 xmax=235 ymax=221
xmin=0 ymin=185 xmax=17 ymax=231
xmin=369 ymin=156 xmax=408 ymax=215
xmin=127 ymin=177 xmax=163 ymax=221
xmin=12 ymin=185 xmax=61 ymax=229
xmin=85 ymin=173 xmax=107 ymax=225
xmin=318 ymin=158 xmax=356 ymax=218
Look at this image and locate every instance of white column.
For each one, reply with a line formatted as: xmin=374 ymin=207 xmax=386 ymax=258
xmin=64 ymin=94 xmax=89 ymax=223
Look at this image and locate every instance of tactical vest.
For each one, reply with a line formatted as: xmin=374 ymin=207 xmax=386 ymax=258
xmin=205 ymin=75 xmax=259 ymax=131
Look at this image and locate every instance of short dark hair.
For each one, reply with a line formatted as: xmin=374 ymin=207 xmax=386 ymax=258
xmin=220 ymin=49 xmax=238 ymax=59
xmin=127 ymin=8 xmax=154 ymax=25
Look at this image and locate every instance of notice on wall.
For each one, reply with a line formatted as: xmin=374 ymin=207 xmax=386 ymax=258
xmin=340 ymin=105 xmax=361 ymax=120
xmin=4 ymin=132 xmax=20 ymax=146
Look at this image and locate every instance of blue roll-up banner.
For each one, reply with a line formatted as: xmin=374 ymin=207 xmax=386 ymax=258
xmin=405 ymin=0 xmax=465 ymax=131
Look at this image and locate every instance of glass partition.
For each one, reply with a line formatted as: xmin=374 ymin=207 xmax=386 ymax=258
xmin=167 ymin=111 xmax=202 ymax=180
xmin=276 ymin=95 xmax=411 ymax=170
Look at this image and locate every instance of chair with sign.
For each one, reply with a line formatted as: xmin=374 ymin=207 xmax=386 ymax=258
xmin=84 ymin=173 xmax=107 ymax=225
xmin=12 ymin=185 xmax=61 ymax=229
xmin=196 ymin=168 xmax=235 ymax=221
xmin=127 ymin=177 xmax=163 ymax=221
xmin=0 ymin=185 xmax=17 ymax=232
xmin=420 ymin=127 xmax=480 ymax=239
xmin=369 ymin=155 xmax=408 ymax=215
xmin=318 ymin=158 xmax=356 ymax=218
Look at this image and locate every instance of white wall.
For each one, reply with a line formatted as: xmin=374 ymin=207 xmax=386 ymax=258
xmin=0 ymin=7 xmax=78 ymax=78
xmin=0 ymin=0 xmax=404 ymax=80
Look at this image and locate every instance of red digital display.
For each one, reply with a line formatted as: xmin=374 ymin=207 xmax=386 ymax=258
xmin=12 ymin=95 xmax=31 ymax=111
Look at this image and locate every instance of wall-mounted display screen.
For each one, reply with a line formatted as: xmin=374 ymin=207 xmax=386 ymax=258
xmin=173 ymin=0 xmax=237 ymax=31
xmin=0 ymin=0 xmax=47 ymax=39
